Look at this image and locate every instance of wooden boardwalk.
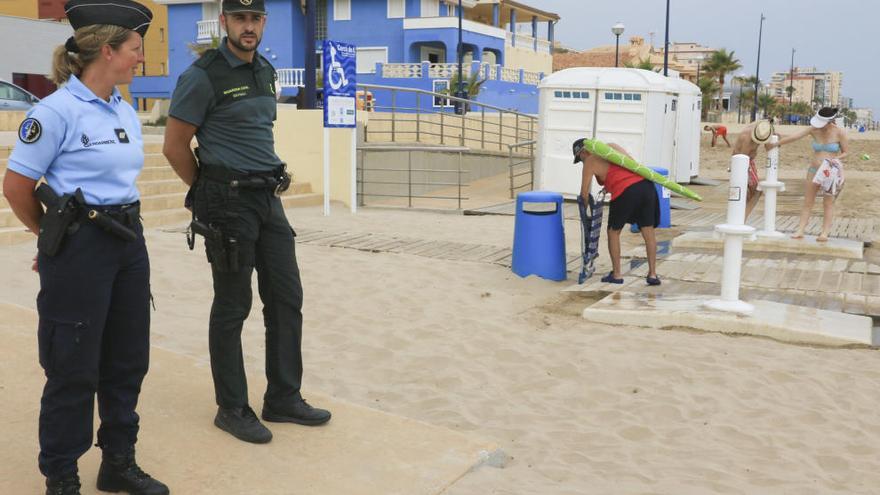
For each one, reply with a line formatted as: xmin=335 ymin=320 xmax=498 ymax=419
xmin=296 ymin=228 xmax=584 ymax=272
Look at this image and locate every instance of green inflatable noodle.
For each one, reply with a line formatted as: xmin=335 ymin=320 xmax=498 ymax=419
xmin=582 ymin=138 xmax=703 ymax=202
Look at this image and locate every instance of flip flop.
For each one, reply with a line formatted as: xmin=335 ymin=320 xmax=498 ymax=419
xmin=791 ymin=234 xmax=804 ymax=240
xmin=600 ymin=272 xmax=624 ymax=284
xmin=817 ymin=235 xmax=829 ymax=242
xmin=646 ymin=276 xmax=662 ymax=286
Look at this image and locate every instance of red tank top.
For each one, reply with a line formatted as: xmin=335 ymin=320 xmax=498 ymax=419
xmin=598 ymin=164 xmax=644 ymax=200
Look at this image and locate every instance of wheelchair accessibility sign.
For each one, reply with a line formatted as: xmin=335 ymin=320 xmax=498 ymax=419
xmin=322 ymin=40 xmax=356 ymax=128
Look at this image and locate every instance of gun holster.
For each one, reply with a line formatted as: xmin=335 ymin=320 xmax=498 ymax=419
xmin=274 ymin=163 xmax=292 ymax=197
xmin=36 ymin=185 xmax=83 ymax=257
xmin=189 ymin=219 xmax=239 ymax=272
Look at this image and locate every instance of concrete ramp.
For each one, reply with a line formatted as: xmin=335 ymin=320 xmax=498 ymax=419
xmin=0 ymin=304 xmax=498 ymax=495
xmin=582 ymin=292 xmax=877 ymax=347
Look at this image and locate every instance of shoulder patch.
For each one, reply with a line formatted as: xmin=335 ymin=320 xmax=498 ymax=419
xmin=18 ymin=118 xmax=42 ymax=144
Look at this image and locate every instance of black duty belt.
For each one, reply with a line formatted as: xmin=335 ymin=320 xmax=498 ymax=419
xmin=198 ymin=162 xmax=291 ymax=196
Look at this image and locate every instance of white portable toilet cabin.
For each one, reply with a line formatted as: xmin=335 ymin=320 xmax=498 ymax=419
xmin=536 ymin=68 xmax=694 ymax=197
xmin=665 ymin=76 xmax=702 ymax=183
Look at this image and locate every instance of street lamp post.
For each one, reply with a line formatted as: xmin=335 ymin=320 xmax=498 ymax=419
xmin=750 ymin=13 xmax=765 ymax=122
xmin=662 ymin=0 xmax=670 ymax=76
xmin=788 ymin=48 xmax=795 ymax=124
xmin=611 ymin=22 xmax=625 ymax=67
xmin=737 ymin=74 xmax=745 ymax=124
xmin=455 ymin=0 xmax=466 ymax=114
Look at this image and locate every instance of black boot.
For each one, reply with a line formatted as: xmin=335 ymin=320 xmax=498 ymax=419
xmin=262 ymin=397 xmax=332 ymax=426
xmin=46 ymin=474 xmax=81 ymax=495
xmin=96 ymin=447 xmax=169 ymax=495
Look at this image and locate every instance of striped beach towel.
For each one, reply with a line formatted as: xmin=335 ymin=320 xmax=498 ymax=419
xmin=577 ymin=192 xmax=605 ymax=284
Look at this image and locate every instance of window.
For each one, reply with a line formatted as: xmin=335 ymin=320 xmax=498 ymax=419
xmin=554 ymin=90 xmax=590 ymax=100
xmin=316 ymin=0 xmax=328 ymax=39
xmin=433 ymin=80 xmax=452 ymax=107
xmin=334 ymin=0 xmax=351 ymax=20
xmin=421 ymin=0 xmax=438 ymax=17
xmin=604 ymin=91 xmax=642 ymax=102
xmin=388 ymin=0 xmax=405 ymax=18
xmin=356 ymin=47 xmax=387 ymax=74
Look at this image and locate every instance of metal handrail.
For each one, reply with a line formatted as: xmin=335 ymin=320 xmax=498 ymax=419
xmin=357 ymin=145 xmax=470 ymax=209
xmin=507 ymin=140 xmax=536 ymax=198
xmin=358 ymin=83 xmax=536 ymax=119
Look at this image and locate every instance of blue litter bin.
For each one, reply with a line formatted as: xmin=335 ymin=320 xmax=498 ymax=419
xmin=511 ymin=191 xmax=566 ymax=281
xmin=630 ymin=166 xmax=671 ymax=232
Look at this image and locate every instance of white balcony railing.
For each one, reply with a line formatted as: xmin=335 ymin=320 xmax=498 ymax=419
xmin=403 ymin=16 xmax=506 ymax=39
xmin=505 ymin=31 xmax=552 ymax=54
xmin=378 ymin=62 xmax=544 ymax=86
xmin=277 ymin=68 xmax=305 ymax=88
xmin=196 ymin=20 xmax=219 ymax=43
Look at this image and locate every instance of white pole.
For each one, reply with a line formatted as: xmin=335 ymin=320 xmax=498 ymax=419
xmin=350 ymin=127 xmax=357 ymax=214
xmin=756 ymin=134 xmax=785 ymax=238
xmin=704 ymin=154 xmax=756 ymax=315
xmin=323 ymin=127 xmax=330 ymax=216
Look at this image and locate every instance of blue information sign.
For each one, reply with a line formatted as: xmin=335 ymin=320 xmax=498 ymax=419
xmin=322 ymin=40 xmax=357 ymax=128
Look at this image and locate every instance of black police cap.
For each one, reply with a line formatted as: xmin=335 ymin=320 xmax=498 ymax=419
xmin=223 ymin=0 xmax=267 ymax=14
xmin=64 ymin=0 xmax=153 ymax=37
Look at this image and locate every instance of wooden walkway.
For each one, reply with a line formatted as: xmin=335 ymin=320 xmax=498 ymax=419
xmin=296 ymin=228 xmax=584 ymax=272
xmin=672 ymin=210 xmax=877 ymax=243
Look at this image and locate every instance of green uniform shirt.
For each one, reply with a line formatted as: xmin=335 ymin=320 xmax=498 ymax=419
xmin=169 ymin=38 xmax=282 ymax=172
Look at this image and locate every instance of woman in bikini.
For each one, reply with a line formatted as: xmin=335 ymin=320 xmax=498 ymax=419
xmin=766 ymin=107 xmax=849 ymax=241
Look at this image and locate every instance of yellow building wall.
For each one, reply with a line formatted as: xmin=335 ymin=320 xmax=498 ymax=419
xmin=274 ymin=107 xmax=356 ymax=208
xmin=504 ymin=45 xmax=552 ymax=75
xmin=0 ymin=0 xmax=38 ymax=18
xmin=120 ymin=0 xmax=168 ymax=110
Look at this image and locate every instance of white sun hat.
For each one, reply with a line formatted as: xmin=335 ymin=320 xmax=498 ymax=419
xmin=810 ymin=107 xmax=839 ymax=128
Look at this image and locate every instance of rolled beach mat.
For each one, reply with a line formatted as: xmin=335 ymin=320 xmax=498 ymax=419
xmin=582 ymin=138 xmax=703 ymax=202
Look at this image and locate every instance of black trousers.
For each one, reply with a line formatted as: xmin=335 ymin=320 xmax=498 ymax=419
xmin=36 ymin=220 xmax=150 ymax=478
xmin=194 ymin=180 xmax=304 ymax=410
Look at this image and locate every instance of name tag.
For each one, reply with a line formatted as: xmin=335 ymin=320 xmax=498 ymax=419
xmin=115 ymin=128 xmax=130 ymax=143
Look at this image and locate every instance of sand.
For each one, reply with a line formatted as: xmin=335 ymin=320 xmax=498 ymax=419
xmin=2 ymin=135 xmax=880 ymax=494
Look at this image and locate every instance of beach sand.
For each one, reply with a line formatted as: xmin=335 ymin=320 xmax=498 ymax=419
xmin=2 ymin=134 xmax=880 ymax=494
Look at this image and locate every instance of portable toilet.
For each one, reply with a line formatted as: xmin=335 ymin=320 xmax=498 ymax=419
xmin=665 ymin=77 xmax=702 ymax=183
xmin=536 ymin=68 xmax=673 ymax=197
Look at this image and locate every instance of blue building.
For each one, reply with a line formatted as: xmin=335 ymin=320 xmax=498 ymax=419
xmin=134 ymin=0 xmax=558 ymax=113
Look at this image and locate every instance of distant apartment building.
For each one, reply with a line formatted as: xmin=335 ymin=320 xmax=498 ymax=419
xmin=0 ymin=0 xmax=168 ymax=108
xmin=134 ymin=0 xmax=558 ymax=113
xmin=554 ymin=37 xmax=707 ymax=83
xmin=853 ymin=108 xmax=874 ymax=127
xmin=770 ymin=67 xmax=842 ymax=108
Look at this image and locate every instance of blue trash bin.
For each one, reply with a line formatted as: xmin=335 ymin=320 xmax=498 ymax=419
xmin=630 ymin=166 xmax=671 ymax=232
xmin=511 ymin=190 xmax=566 ymax=281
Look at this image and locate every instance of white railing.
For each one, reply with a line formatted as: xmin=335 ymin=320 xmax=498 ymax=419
xmin=485 ymin=63 xmax=498 ymax=80
xmin=504 ymin=31 xmax=552 ymax=54
xmin=196 ymin=20 xmax=219 ymax=43
xmin=428 ymin=63 xmax=473 ymax=79
xmin=277 ymin=68 xmax=305 ymax=88
xmin=522 ymin=71 xmax=542 ymax=85
xmin=382 ymin=63 xmax=423 ymax=78
xmin=403 ymin=16 xmax=506 ymax=39
xmin=500 ymin=67 xmax=520 ymax=83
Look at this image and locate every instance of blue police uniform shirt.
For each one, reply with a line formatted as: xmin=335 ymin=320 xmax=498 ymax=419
xmin=8 ymin=75 xmax=144 ymax=206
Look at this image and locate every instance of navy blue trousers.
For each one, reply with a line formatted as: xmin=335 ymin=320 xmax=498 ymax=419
xmin=36 ymin=220 xmax=150 ymax=478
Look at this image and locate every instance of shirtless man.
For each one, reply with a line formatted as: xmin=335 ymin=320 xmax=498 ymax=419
xmin=573 ymin=139 xmax=661 ymax=286
xmin=705 ymin=124 xmax=731 ymax=147
xmin=732 ymin=120 xmax=773 ymax=220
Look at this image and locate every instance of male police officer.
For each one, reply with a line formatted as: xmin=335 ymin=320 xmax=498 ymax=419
xmin=163 ymin=0 xmax=331 ymax=444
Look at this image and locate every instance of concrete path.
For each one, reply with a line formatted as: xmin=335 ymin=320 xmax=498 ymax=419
xmin=0 ymin=303 xmax=499 ymax=495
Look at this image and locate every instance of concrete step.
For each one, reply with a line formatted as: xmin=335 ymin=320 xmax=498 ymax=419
xmin=138 ymin=179 xmax=189 ymax=196
xmin=139 ymin=166 xmax=179 ymax=182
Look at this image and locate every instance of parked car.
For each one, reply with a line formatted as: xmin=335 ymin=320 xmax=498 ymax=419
xmin=0 ymin=80 xmax=40 ymax=110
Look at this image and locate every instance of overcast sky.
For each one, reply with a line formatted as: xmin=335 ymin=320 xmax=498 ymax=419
xmin=539 ymin=0 xmax=878 ymax=117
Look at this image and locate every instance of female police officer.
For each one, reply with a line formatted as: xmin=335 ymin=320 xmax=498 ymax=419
xmin=1 ymin=1 xmax=169 ymax=494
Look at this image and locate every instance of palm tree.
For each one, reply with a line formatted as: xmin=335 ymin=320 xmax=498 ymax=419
xmin=757 ymin=93 xmax=775 ymax=119
xmin=703 ymin=49 xmax=742 ymax=111
xmin=697 ymin=77 xmax=719 ymax=119
xmin=791 ymin=101 xmax=813 ymax=122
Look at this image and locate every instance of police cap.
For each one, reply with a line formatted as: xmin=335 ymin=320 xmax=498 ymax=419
xmin=64 ymin=0 xmax=153 ymax=37
xmin=222 ymin=0 xmax=267 ymax=14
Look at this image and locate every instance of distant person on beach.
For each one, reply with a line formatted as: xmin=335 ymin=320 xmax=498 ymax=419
xmin=573 ymin=139 xmax=661 ymax=286
xmin=732 ymin=119 xmax=774 ymax=221
xmin=705 ymin=124 xmax=731 ymax=147
xmin=1 ymin=1 xmax=169 ymax=494
xmin=163 ymin=0 xmax=331 ymax=445
xmin=766 ymin=107 xmax=849 ymax=241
